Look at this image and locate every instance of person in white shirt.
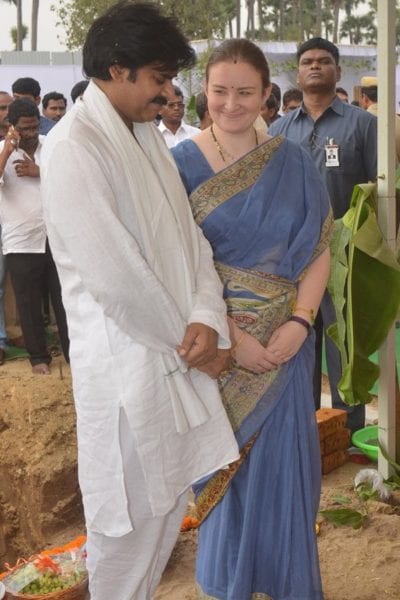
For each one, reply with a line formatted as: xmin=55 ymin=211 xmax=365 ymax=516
xmin=0 ymin=90 xmax=13 ymax=365
xmin=158 ymin=84 xmax=200 ymax=148
xmin=40 ymin=3 xmax=238 ymax=599
xmin=0 ymin=98 xmax=69 ymax=374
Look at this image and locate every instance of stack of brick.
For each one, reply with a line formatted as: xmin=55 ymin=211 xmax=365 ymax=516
xmin=316 ymin=408 xmax=351 ymax=474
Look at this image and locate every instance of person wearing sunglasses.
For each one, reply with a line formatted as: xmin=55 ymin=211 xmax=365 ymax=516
xmin=158 ymin=84 xmax=200 ymax=148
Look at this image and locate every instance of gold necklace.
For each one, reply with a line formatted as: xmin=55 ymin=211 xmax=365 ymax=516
xmin=210 ymin=124 xmax=259 ymax=163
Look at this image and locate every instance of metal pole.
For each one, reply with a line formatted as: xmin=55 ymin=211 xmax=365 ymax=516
xmin=377 ymin=0 xmax=397 ymax=477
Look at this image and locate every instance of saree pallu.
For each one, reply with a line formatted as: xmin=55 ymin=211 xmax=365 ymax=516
xmin=172 ymin=137 xmax=332 ymax=600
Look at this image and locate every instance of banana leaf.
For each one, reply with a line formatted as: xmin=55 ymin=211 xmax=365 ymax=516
xmin=328 ymin=182 xmax=400 ymax=406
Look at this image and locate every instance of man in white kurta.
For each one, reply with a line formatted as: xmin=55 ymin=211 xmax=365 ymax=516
xmin=40 ymin=3 xmax=238 ymax=599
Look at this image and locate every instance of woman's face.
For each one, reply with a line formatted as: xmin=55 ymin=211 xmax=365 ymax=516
xmin=206 ymin=60 xmax=270 ymax=134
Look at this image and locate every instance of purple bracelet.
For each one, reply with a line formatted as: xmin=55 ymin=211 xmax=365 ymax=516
xmin=289 ymin=315 xmax=311 ymax=334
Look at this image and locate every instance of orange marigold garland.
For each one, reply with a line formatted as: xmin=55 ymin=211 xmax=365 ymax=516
xmin=180 ymin=516 xmax=200 ymax=532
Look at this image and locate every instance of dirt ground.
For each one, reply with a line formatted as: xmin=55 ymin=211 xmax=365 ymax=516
xmin=0 ymin=357 xmax=399 ymax=600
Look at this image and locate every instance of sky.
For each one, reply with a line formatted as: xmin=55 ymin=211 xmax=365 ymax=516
xmin=0 ymin=0 xmax=67 ymax=52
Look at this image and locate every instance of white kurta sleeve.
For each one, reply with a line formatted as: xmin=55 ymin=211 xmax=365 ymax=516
xmin=189 ymin=226 xmax=231 ymax=349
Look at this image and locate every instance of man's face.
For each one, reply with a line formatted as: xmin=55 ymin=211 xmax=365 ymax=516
xmin=297 ymin=49 xmax=340 ymax=94
xmin=0 ymin=93 xmax=12 ymax=138
xmin=159 ymin=89 xmax=185 ymax=128
xmin=14 ymin=116 xmax=40 ymax=153
xmin=43 ymin=99 xmax=66 ymax=122
xmin=360 ymin=93 xmax=369 ymax=110
xmin=106 ymin=64 xmax=176 ymax=125
xmin=0 ymin=92 xmax=12 ymax=126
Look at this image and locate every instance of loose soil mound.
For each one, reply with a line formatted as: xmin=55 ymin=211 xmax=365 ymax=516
xmin=0 ymin=358 xmax=84 ymax=566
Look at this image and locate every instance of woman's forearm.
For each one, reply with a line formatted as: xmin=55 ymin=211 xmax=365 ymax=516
xmin=294 ymin=248 xmax=330 ymax=324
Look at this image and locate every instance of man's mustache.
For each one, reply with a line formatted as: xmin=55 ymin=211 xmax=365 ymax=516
xmin=151 ymin=96 xmax=167 ymax=106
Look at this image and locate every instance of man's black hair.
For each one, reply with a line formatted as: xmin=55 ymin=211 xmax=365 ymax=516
xmin=282 ymin=88 xmax=303 ymax=106
xmin=83 ymin=1 xmax=196 ymax=81
xmin=42 ymin=91 xmax=67 ymax=109
xmin=8 ymin=98 xmax=40 ymax=125
xmin=271 ymin=82 xmax=281 ymax=104
xmin=11 ymin=77 xmax=41 ymax=98
xmin=172 ymin=85 xmax=183 ymax=98
xmin=195 ymin=91 xmax=208 ymax=121
xmin=361 ymin=86 xmax=378 ymax=103
xmin=297 ymin=37 xmax=340 ymax=65
xmin=265 ymin=94 xmax=279 ymax=112
xmin=336 ymin=86 xmax=348 ymax=97
xmin=71 ymin=80 xmax=89 ymax=103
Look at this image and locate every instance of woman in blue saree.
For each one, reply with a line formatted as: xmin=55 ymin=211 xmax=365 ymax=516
xmin=172 ymin=39 xmax=332 ymax=600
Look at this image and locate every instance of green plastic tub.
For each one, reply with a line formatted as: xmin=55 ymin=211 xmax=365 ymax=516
xmin=351 ymin=425 xmax=379 ymax=462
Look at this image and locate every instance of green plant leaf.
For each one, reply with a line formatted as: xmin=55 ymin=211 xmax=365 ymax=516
xmin=319 ymin=508 xmax=366 ymax=529
xmin=327 ymin=218 xmax=351 ymax=372
xmin=331 ymin=494 xmax=352 ymax=505
xmin=355 ymin=482 xmax=380 ymax=502
xmin=327 ymin=182 xmax=400 ymax=406
xmin=384 ymin=474 xmax=400 ymax=490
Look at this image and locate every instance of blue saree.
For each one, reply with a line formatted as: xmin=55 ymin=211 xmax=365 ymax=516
xmin=172 ymin=136 xmax=333 ymax=600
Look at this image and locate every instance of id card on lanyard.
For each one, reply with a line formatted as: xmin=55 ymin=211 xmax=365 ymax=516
xmin=325 ymin=138 xmax=339 ymax=167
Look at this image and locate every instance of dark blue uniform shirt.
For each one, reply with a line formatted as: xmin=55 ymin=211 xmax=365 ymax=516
xmin=269 ymin=96 xmax=377 ymax=219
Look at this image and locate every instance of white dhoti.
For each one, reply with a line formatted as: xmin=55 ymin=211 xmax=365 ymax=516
xmin=86 ymin=410 xmax=188 ymax=600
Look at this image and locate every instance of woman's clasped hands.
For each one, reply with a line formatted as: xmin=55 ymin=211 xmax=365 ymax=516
xmin=233 ymin=320 xmax=309 ymax=375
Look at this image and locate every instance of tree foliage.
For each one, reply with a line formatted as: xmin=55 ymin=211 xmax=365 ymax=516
xmin=51 ymin=0 xmax=116 ymax=50
xmin=159 ymin=0 xmax=235 ymax=40
xmin=10 ymin=23 xmax=28 ymax=50
xmin=52 ymin=0 xmax=235 ymax=49
xmin=51 ymin=0 xmax=399 ymax=51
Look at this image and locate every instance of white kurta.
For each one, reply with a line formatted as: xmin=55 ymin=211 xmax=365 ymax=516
xmin=0 ymin=137 xmax=47 ymax=254
xmin=40 ymin=82 xmax=239 ymax=538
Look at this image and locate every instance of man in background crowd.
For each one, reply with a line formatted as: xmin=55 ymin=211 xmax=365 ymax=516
xmin=12 ymin=77 xmax=54 ymax=135
xmin=0 ymin=98 xmax=69 ymax=374
xmin=70 ymin=80 xmax=89 ymax=103
xmin=195 ymin=91 xmax=212 ymax=130
xmin=158 ymin=84 xmax=200 ymax=148
xmin=271 ymin=82 xmax=282 ymax=106
xmin=336 ymin=86 xmax=349 ymax=102
xmin=282 ymin=88 xmax=303 ymax=113
xmin=0 ymin=91 xmax=12 ymax=140
xmin=0 ymin=91 xmax=13 ymax=364
xmin=269 ymin=37 xmax=377 ymax=433
xmin=42 ymin=92 xmax=67 ymax=123
xmin=360 ymin=75 xmax=400 ymax=163
xmin=260 ymin=93 xmax=280 ymax=126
